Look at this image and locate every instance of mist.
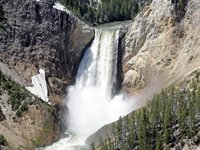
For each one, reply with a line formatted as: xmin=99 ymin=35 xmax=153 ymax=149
xmin=43 ymin=26 xmax=163 ymax=150
xmin=65 ymin=28 xmax=136 ymax=146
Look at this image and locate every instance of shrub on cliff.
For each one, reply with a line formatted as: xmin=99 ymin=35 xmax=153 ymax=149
xmin=0 ymin=106 xmax=5 ymax=121
xmin=0 ymin=134 xmax=7 ymax=146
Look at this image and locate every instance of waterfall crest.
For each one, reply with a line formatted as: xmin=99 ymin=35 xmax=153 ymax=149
xmin=43 ymin=27 xmax=134 ymax=150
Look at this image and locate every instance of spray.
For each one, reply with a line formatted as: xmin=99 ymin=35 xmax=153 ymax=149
xmin=43 ymin=27 xmax=135 ymax=150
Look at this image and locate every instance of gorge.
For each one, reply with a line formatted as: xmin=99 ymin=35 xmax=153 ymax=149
xmin=43 ymin=24 xmax=136 ymax=150
xmin=1 ymin=0 xmax=200 ymax=149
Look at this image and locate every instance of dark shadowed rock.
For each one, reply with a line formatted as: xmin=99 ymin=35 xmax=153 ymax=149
xmin=0 ymin=0 xmax=94 ymax=102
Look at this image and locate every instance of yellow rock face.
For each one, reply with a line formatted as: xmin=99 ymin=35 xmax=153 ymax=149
xmin=123 ymin=0 xmax=200 ymax=95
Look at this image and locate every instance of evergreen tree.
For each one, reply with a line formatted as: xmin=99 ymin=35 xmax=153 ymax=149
xmin=59 ymin=0 xmax=153 ymax=25
xmin=177 ymin=91 xmax=188 ymax=139
xmin=99 ymin=77 xmax=200 ymax=150
xmin=155 ymin=132 xmax=162 ymax=150
xmin=163 ymin=93 xmax=173 ymax=144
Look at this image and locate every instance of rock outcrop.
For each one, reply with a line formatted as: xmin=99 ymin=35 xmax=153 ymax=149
xmin=0 ymin=0 xmax=94 ymax=102
xmin=123 ymin=0 xmax=200 ymax=94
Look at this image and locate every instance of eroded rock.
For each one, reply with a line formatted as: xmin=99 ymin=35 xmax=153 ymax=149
xmin=123 ymin=0 xmax=200 ymax=94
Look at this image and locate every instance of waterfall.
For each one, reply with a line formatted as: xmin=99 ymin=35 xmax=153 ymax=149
xmin=42 ymin=27 xmax=134 ymax=150
xmin=75 ymin=28 xmax=119 ymax=100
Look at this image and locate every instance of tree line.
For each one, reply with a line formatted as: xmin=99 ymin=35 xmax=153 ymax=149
xmin=93 ymin=80 xmax=200 ymax=150
xmin=58 ymin=0 xmax=152 ymax=25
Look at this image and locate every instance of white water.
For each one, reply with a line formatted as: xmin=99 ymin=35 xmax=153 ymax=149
xmin=53 ymin=2 xmax=69 ymax=13
xmin=42 ymin=27 xmax=135 ymax=150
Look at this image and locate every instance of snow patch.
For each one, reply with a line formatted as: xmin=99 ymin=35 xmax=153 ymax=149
xmin=53 ymin=2 xmax=71 ymax=15
xmin=26 ymin=69 xmax=49 ymax=103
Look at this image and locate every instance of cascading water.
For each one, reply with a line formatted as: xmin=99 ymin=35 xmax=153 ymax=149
xmin=42 ymin=26 xmax=134 ymax=150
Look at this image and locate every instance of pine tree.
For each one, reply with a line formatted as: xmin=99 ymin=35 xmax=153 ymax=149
xmin=177 ymin=91 xmax=188 ymax=139
xmin=188 ymin=88 xmax=197 ymax=138
xmin=163 ymin=93 xmax=173 ymax=144
xmin=196 ymin=87 xmax=200 ymax=119
xmin=155 ymin=132 xmax=162 ymax=150
xmin=127 ymin=113 xmax=137 ymax=149
xmin=138 ymin=109 xmax=150 ymax=150
xmin=59 ymin=0 xmax=152 ymax=25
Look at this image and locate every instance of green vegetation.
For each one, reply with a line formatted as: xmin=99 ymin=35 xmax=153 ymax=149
xmin=0 ymin=106 xmax=5 ymax=121
xmin=0 ymin=134 xmax=7 ymax=146
xmin=43 ymin=122 xmax=54 ymax=134
xmin=0 ymin=70 xmax=56 ymax=148
xmin=59 ymin=0 xmax=152 ymax=25
xmin=175 ymin=0 xmax=188 ymax=12
xmin=32 ymin=137 xmax=46 ymax=147
xmin=0 ymin=69 xmax=33 ymax=117
xmin=172 ymin=0 xmax=188 ymax=21
xmin=95 ymin=80 xmax=200 ymax=150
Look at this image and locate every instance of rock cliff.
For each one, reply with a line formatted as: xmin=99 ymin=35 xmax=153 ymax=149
xmin=0 ymin=0 xmax=94 ymax=149
xmin=0 ymin=70 xmax=61 ymax=149
xmin=87 ymin=0 xmax=200 ymax=148
xmin=0 ymin=0 xmax=94 ymax=102
xmin=123 ymin=0 xmax=200 ymax=94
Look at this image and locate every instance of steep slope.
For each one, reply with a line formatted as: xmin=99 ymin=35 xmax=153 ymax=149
xmin=0 ymin=0 xmax=94 ymax=103
xmin=123 ymin=0 xmax=200 ymax=94
xmin=0 ymin=70 xmax=60 ymax=150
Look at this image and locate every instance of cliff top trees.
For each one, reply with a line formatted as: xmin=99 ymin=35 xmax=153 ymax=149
xmin=59 ymin=0 xmax=152 ymax=25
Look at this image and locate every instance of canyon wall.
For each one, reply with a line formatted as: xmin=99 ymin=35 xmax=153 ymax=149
xmin=87 ymin=0 xmax=200 ymax=147
xmin=0 ymin=0 xmax=94 ymax=149
xmin=123 ymin=0 xmax=200 ymax=94
xmin=0 ymin=0 xmax=94 ymax=103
